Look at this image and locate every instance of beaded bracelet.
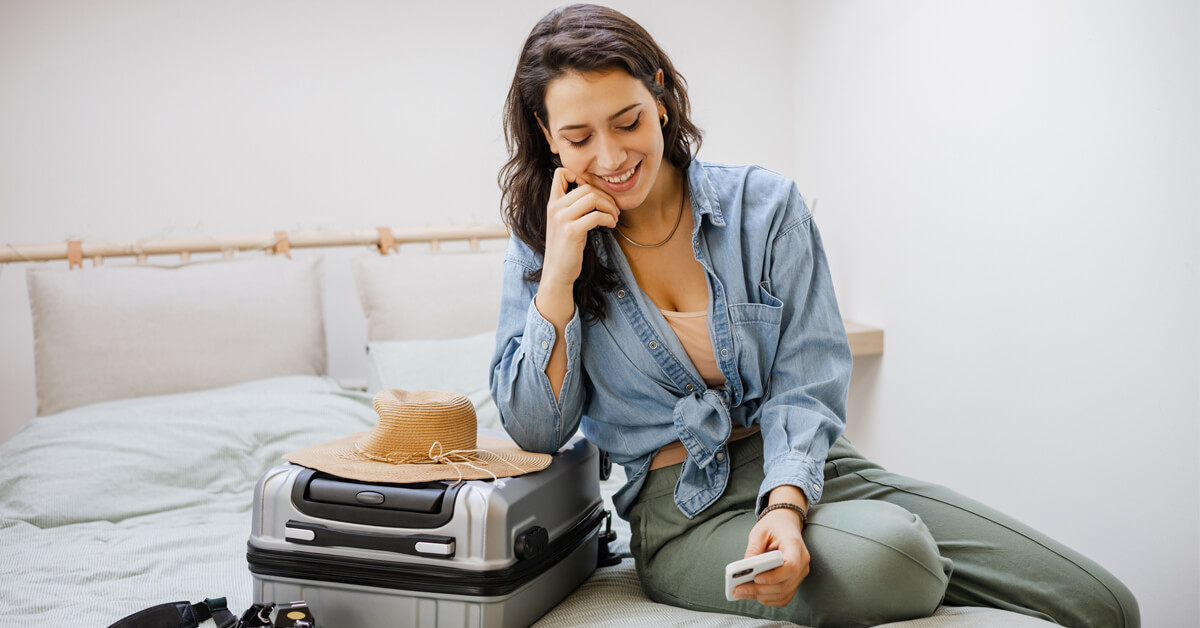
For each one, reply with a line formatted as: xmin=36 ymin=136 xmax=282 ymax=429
xmin=758 ymin=502 xmax=809 ymax=525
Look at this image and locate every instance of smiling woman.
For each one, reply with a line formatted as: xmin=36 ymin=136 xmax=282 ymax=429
xmin=540 ymin=71 xmax=667 ymax=207
xmin=488 ymin=4 xmax=1139 ymax=628
xmin=498 ymin=4 xmax=702 ymax=325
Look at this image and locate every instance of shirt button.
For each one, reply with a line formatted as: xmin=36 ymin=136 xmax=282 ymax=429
xmin=715 ymin=451 xmax=725 ymax=462
xmin=617 ymin=289 xmax=626 ymax=298
xmin=648 ymin=340 xmax=659 ymax=350
xmin=720 ymin=348 xmax=729 ymax=357
xmin=813 ymin=483 xmax=822 ymax=493
xmin=540 ymin=341 xmax=549 ymax=350
xmin=685 ymin=384 xmax=695 ymax=392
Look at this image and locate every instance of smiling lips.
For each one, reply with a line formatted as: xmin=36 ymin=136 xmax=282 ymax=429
xmin=595 ymin=162 xmax=641 ymax=192
xmin=600 ymin=164 xmax=638 ymax=184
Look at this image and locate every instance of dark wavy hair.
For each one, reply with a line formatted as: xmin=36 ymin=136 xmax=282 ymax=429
xmin=499 ymin=3 xmax=702 ymax=322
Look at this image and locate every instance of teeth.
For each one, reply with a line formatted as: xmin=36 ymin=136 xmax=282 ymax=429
xmin=601 ymin=165 xmax=636 ymax=184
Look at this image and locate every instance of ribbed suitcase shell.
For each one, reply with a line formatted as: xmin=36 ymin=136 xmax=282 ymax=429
xmin=248 ymin=435 xmax=604 ymax=628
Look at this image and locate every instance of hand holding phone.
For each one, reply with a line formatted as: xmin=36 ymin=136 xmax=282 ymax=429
xmin=725 ymin=550 xmax=785 ymax=601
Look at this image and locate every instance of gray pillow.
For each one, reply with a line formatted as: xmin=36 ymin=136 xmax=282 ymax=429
xmin=365 ymin=330 xmax=500 ymax=431
xmin=353 ymin=249 xmax=505 ymax=341
xmin=27 ymin=256 xmax=327 ymax=415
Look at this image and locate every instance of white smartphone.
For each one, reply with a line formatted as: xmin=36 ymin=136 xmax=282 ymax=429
xmin=724 ymin=550 xmax=785 ymax=601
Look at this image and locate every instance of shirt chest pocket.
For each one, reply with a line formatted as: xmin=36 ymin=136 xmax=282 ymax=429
xmin=726 ymin=283 xmax=783 ymax=396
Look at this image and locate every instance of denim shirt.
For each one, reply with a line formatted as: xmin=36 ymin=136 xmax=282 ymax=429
xmin=489 ymin=160 xmax=852 ymax=520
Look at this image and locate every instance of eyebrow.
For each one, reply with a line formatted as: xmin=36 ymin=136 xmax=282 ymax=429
xmin=557 ymin=104 xmax=641 ymax=133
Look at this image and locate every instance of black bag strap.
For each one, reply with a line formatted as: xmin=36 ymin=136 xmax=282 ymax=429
xmin=107 ymin=597 xmax=253 ymax=628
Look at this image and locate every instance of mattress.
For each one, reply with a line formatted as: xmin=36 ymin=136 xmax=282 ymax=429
xmin=0 ymin=375 xmax=1048 ymax=627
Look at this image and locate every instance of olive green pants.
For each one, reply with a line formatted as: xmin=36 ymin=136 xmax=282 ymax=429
xmin=629 ymin=435 xmax=1139 ymax=628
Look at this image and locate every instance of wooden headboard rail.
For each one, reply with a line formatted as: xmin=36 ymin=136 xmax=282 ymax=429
xmin=0 ymin=223 xmax=510 ymax=268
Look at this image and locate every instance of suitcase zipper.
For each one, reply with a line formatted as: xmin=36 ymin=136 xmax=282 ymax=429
xmin=247 ymin=504 xmax=607 ymax=597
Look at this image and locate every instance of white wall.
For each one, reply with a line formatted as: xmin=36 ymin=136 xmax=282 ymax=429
xmin=0 ymin=0 xmax=797 ymax=439
xmin=793 ymin=2 xmax=1198 ymax=627
xmin=1 ymin=1 xmax=1196 ymax=625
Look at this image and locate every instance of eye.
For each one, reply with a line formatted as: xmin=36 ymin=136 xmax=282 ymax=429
xmin=566 ymin=135 xmax=591 ymax=147
xmin=619 ymin=113 xmax=642 ymax=132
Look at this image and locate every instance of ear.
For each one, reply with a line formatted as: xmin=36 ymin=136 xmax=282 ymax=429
xmin=654 ymin=69 xmax=667 ymax=118
xmin=534 ymin=112 xmax=559 ymax=155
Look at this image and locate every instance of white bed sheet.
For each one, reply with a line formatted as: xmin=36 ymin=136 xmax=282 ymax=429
xmin=0 ymin=376 xmax=1048 ymax=627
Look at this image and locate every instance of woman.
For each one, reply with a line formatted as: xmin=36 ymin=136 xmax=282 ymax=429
xmin=489 ymin=5 xmax=1138 ymax=627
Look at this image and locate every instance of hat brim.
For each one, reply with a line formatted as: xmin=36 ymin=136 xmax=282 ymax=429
xmin=283 ymin=432 xmax=552 ymax=484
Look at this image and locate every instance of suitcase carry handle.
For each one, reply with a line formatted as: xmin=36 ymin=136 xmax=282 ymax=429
xmin=306 ymin=477 xmax=445 ymax=513
xmin=284 ymin=520 xmax=456 ymax=559
xmin=291 ymin=468 xmax=462 ymax=529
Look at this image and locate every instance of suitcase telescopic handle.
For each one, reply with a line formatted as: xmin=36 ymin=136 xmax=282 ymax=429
xmin=284 ymin=520 xmax=456 ymax=558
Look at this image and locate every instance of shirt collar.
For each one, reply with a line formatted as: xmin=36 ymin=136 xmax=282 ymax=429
xmin=594 ymin=158 xmax=723 ymax=264
xmin=686 ymin=158 xmax=726 ymax=228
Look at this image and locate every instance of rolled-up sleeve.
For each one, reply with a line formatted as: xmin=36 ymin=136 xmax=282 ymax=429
xmin=488 ymin=240 xmax=586 ymax=454
xmin=755 ymin=186 xmax=853 ymax=513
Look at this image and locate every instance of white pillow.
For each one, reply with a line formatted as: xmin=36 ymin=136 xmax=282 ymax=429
xmin=353 ymin=249 xmax=505 ymax=341
xmin=365 ymin=330 xmax=500 ymax=431
xmin=27 ymin=256 xmax=327 ymax=416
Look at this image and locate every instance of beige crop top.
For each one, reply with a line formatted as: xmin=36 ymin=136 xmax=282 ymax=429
xmin=652 ymin=309 xmax=760 ymax=470
xmin=659 ymin=309 xmax=725 ymax=388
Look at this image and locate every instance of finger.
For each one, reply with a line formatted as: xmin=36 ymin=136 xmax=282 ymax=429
xmin=561 ymin=191 xmax=620 ymax=224
xmin=736 ymin=583 xmax=793 ymax=607
xmin=753 ymin=564 xmax=797 ymax=586
xmin=549 ymin=168 xmax=579 ymax=202
xmin=547 ymin=184 xmax=594 ymax=216
xmin=576 ymin=208 xmax=619 ymax=232
xmin=796 ymin=546 xmax=812 ymax=583
xmin=751 ymin=575 xmax=798 ymax=596
xmin=553 ymin=207 xmax=619 ymax=243
xmin=768 ymin=532 xmax=807 ymax=575
xmin=785 ymin=537 xmax=811 ymax=583
xmin=585 ymin=185 xmax=622 ymax=222
xmin=554 ymin=184 xmax=619 ymax=217
xmin=744 ymin=530 xmax=768 ymax=560
xmin=750 ymin=581 xmax=799 ymax=604
xmin=576 ymin=177 xmax=621 ymax=214
xmin=549 ymin=168 xmax=567 ymax=202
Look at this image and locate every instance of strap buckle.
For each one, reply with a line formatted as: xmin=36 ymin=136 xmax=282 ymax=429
xmin=237 ymin=602 xmax=276 ymax=627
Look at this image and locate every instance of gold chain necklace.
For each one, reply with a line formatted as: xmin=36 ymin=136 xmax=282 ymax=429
xmin=614 ymin=182 xmax=687 ymax=248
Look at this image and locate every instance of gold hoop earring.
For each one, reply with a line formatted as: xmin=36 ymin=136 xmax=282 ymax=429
xmin=660 ymin=112 xmax=669 ymax=128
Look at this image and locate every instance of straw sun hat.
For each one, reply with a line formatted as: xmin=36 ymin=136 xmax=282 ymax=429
xmin=284 ymin=389 xmax=551 ymax=484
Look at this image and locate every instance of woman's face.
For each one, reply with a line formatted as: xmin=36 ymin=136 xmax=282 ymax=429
xmin=540 ymin=69 xmax=667 ymax=211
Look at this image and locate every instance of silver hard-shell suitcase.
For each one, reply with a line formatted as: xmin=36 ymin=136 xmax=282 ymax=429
xmin=248 ymin=434 xmax=610 ymax=628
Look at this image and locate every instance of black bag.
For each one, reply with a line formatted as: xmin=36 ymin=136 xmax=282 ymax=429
xmin=107 ymin=598 xmax=314 ymax=628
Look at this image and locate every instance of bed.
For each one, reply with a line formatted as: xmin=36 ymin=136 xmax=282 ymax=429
xmin=0 ymin=226 xmax=1052 ymax=627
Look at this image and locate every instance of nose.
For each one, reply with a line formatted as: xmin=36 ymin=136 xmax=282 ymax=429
xmin=594 ymin=133 xmax=626 ymax=173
